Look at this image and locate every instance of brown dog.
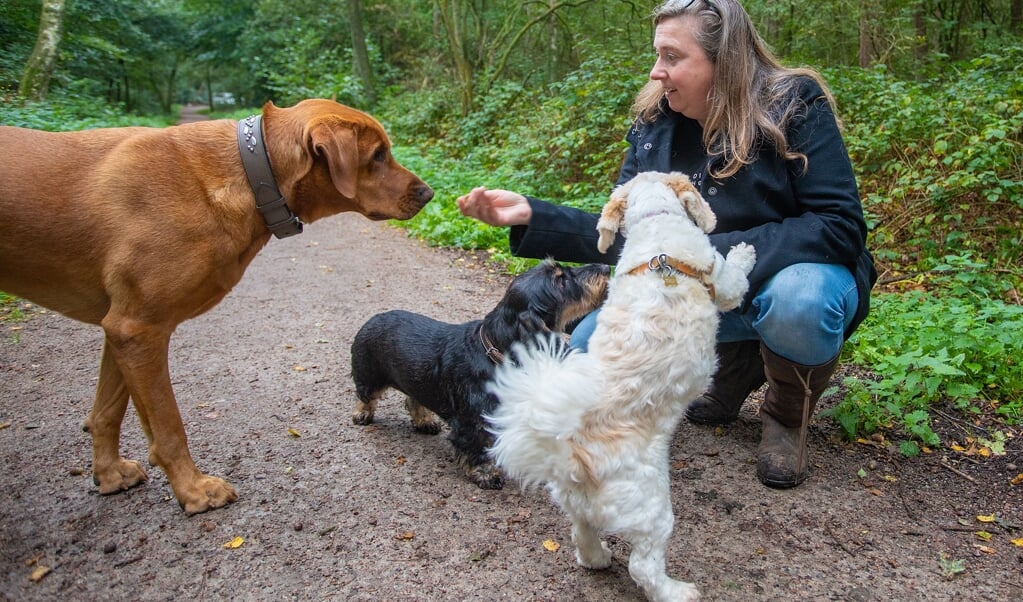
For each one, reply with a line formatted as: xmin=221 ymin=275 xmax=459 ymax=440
xmin=0 ymin=98 xmax=433 ymax=514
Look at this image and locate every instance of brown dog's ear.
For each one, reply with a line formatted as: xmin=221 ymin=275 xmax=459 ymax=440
xmin=596 ymin=187 xmax=629 ymax=253
xmin=307 ymin=119 xmax=358 ymax=199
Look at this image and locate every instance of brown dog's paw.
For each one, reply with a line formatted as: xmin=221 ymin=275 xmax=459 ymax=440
xmin=175 ymin=474 xmax=238 ymax=515
xmin=93 ymin=458 xmax=149 ymax=494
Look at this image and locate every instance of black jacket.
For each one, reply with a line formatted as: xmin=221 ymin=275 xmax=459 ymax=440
xmin=508 ymin=78 xmax=876 ymax=337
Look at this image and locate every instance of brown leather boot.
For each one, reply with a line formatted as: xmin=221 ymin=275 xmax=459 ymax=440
xmin=757 ymin=347 xmax=840 ymax=488
xmin=686 ymin=340 xmax=766 ymax=425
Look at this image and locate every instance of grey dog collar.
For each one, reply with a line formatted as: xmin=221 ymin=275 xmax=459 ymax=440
xmin=237 ymin=115 xmax=303 ymax=239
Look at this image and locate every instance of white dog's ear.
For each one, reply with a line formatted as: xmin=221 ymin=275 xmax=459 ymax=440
xmin=665 ymin=173 xmax=716 ymax=233
xmin=680 ymin=191 xmax=716 ymax=233
xmin=596 ymin=189 xmax=628 ymax=253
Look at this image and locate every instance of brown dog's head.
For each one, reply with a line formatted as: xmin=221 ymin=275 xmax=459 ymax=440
xmin=263 ymin=99 xmax=433 ymax=222
xmin=596 ymin=171 xmax=715 ymax=253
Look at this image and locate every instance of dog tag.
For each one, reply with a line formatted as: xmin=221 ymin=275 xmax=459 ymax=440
xmin=662 ymin=274 xmax=678 ymax=287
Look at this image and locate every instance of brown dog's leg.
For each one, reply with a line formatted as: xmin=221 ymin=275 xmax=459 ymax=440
xmin=101 ymin=316 xmax=237 ymax=514
xmin=83 ymin=340 xmax=149 ymax=494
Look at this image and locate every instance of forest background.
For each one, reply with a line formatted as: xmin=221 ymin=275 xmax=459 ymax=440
xmin=1 ymin=0 xmax=1021 ymax=458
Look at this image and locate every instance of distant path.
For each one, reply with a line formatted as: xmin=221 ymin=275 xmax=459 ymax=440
xmin=177 ymin=103 xmax=210 ymax=124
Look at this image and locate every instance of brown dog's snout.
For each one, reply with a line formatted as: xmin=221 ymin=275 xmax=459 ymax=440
xmin=414 ymin=183 xmax=434 ymax=207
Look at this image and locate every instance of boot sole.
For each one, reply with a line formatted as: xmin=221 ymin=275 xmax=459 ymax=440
xmin=756 ymin=469 xmax=807 ymax=489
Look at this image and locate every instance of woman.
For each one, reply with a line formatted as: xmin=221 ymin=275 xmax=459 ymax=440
xmin=457 ymin=0 xmax=876 ymax=489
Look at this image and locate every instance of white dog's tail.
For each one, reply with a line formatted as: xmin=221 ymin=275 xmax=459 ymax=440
xmin=485 ymin=334 xmax=602 ymax=489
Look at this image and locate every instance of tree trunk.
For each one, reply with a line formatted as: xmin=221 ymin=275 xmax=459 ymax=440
xmin=18 ymin=0 xmax=67 ymax=101
xmin=348 ymin=0 xmax=377 ymax=106
xmin=858 ymin=1 xmax=872 ymax=68
xmin=434 ymin=0 xmax=475 ymax=115
xmin=914 ymin=2 xmax=928 ymax=61
xmin=205 ymin=68 xmax=214 ymax=111
xmin=1012 ymin=0 xmax=1022 ymax=33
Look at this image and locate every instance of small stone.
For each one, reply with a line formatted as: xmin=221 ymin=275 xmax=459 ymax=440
xmin=103 ymin=542 xmax=117 ymax=554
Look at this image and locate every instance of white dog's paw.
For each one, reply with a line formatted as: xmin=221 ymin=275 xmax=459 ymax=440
xmin=575 ymin=541 xmax=613 ymax=570
xmin=653 ymin=579 xmax=701 ymax=602
xmin=726 ymin=242 xmax=757 ymax=275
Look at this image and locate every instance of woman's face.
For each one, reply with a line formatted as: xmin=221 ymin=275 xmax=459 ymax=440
xmin=650 ymin=16 xmax=714 ymax=125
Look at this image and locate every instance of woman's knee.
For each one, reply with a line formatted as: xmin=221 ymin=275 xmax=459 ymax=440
xmin=751 ymin=264 xmax=856 ymax=361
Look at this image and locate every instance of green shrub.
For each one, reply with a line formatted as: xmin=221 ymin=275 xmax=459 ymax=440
xmin=825 ymin=50 xmax=1023 ymax=292
xmin=828 ymin=290 xmax=1023 ymax=450
xmin=0 ymin=93 xmax=174 ymax=130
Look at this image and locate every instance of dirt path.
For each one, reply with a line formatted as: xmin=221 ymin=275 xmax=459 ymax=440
xmin=1 ymin=212 xmax=1020 ymax=601
xmin=1 ymin=104 xmax=1021 ymax=600
xmin=177 ymin=104 xmax=210 ymax=124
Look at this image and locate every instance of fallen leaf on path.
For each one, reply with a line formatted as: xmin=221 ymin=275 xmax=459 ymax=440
xmin=1011 ymin=538 xmax=1023 ymax=547
xmin=293 ymin=365 xmax=307 ymax=372
xmin=287 ymin=428 xmax=301 ymax=438
xmin=1010 ymin=473 xmax=1023 ymax=486
xmin=223 ymin=536 xmax=244 ymax=549
xmin=542 ymin=540 xmax=560 ymax=552
xmin=506 ymin=511 xmax=530 ymax=524
xmin=396 ymin=532 xmax=415 ymax=540
xmin=973 ymin=544 xmax=996 ymax=555
xmin=28 ymin=565 xmax=50 ymax=582
xmin=0 ymin=421 xmax=10 ymax=430
xmin=974 ymin=531 xmax=992 ymax=541
xmin=976 ymin=514 xmax=996 ymax=523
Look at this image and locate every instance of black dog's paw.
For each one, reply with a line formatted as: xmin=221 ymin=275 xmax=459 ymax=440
xmin=404 ymin=397 xmax=444 ymax=434
xmin=465 ymin=462 xmax=505 ymax=490
xmin=412 ymin=421 xmax=443 ymax=435
xmin=352 ymin=409 xmax=374 ymax=425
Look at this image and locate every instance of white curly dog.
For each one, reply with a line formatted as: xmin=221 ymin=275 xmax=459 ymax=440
xmin=486 ymin=171 xmax=756 ymax=602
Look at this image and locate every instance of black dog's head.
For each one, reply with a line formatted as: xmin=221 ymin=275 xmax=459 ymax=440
xmin=483 ymin=259 xmax=609 ymax=348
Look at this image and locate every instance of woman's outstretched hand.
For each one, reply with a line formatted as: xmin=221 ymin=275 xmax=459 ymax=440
xmin=456 ymin=187 xmax=533 ymax=227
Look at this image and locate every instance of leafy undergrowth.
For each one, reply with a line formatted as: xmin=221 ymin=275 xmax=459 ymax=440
xmin=825 ymin=288 xmax=1022 ymax=457
xmin=1 ymin=93 xmax=175 ymax=131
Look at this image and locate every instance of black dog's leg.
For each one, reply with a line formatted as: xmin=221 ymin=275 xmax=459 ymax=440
xmin=351 ymin=341 xmax=385 ymax=425
xmin=352 ymin=389 xmax=380 ymax=425
xmin=404 ymin=397 xmax=443 ymax=434
xmin=448 ymin=412 xmax=504 ymax=490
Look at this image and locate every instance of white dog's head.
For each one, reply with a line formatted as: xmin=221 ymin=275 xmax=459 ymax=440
xmin=596 ymin=171 xmax=716 ymax=253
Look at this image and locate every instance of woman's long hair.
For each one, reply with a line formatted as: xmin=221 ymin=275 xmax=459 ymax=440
xmin=633 ymin=0 xmax=835 ymax=178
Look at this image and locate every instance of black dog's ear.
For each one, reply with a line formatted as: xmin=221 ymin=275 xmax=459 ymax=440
xmin=516 ymin=310 xmax=550 ymax=340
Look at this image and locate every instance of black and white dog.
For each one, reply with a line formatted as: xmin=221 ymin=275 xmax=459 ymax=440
xmin=350 ymin=259 xmax=609 ymax=488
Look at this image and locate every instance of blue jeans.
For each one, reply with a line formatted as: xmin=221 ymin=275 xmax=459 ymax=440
xmin=569 ymin=263 xmax=859 ymax=366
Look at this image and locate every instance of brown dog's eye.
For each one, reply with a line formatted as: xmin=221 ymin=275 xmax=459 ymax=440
xmin=373 ymin=148 xmax=388 ymax=162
